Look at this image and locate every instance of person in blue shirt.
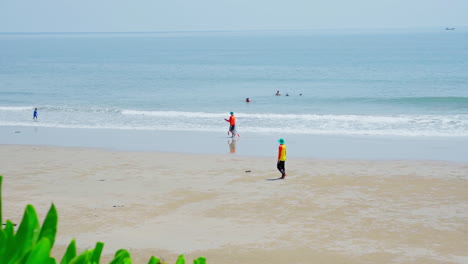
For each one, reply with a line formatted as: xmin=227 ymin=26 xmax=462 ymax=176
xmin=33 ymin=108 xmax=38 ymax=119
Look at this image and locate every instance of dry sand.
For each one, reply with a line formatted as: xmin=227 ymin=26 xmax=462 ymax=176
xmin=1 ymin=145 xmax=467 ymax=264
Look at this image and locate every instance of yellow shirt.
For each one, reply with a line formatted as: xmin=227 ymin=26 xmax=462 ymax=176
xmin=278 ymin=144 xmax=286 ymax=161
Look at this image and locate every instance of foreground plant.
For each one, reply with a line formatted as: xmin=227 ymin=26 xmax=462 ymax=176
xmin=0 ymin=176 xmax=206 ymax=264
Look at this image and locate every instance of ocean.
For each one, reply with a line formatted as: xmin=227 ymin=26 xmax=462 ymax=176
xmin=1 ymin=29 xmax=467 ymax=151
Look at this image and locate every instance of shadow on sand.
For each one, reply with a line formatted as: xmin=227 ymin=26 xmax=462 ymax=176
xmin=266 ymin=178 xmax=284 ymax=181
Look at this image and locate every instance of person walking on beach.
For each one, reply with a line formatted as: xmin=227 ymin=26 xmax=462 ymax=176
xmin=277 ymin=138 xmax=287 ymax=179
xmin=33 ymin=108 xmax=38 ymax=120
xmin=225 ymin=112 xmax=237 ymax=138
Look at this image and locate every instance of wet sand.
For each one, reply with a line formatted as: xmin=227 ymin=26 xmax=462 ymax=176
xmin=1 ymin=145 xmax=467 ymax=264
xmin=2 ymin=125 xmax=468 ymax=162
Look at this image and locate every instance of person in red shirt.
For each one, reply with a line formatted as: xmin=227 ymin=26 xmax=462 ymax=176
xmin=224 ymin=112 xmax=236 ymax=138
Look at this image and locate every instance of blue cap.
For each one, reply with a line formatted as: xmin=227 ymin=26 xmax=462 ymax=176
xmin=230 ymin=112 xmax=234 ymax=115
xmin=278 ymin=138 xmax=285 ymax=144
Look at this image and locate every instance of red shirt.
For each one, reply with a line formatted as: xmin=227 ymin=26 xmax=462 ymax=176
xmin=228 ymin=115 xmax=236 ymax=125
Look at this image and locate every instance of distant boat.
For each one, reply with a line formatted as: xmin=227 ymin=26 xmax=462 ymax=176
xmin=445 ymin=28 xmax=455 ymax=30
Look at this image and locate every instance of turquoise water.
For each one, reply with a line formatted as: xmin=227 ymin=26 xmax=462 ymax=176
xmin=1 ymin=30 xmax=467 ymax=137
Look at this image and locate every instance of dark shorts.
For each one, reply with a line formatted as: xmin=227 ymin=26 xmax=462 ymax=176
xmin=277 ymin=161 xmax=286 ymax=176
xmin=229 ymin=125 xmax=236 ymax=132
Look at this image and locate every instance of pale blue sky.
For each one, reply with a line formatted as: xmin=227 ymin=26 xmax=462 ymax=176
xmin=1 ymin=0 xmax=467 ymax=32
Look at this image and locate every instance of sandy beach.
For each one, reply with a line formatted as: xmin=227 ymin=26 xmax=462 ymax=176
xmin=1 ymin=144 xmax=467 ymax=263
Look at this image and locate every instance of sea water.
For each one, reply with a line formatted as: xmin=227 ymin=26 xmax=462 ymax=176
xmin=1 ymin=29 xmax=467 ymax=139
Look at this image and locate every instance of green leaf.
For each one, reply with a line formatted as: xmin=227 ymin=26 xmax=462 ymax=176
xmin=4 ymin=220 xmax=15 ymax=240
xmin=60 ymin=239 xmax=77 ymax=264
xmin=39 ymin=204 xmax=58 ymax=248
xmin=116 ymin=249 xmax=131 ymax=258
xmin=109 ymin=249 xmax=132 ymax=264
xmin=193 ymin=257 xmax=206 ymax=264
xmin=90 ymin=242 xmax=104 ymax=264
xmin=16 ymin=251 xmax=32 ymax=264
xmin=0 ymin=231 xmax=5 ymax=260
xmin=176 ymin=255 xmax=185 ymax=264
xmin=2 ymin=220 xmax=15 ymax=261
xmin=24 ymin=238 xmax=52 ymax=264
xmin=68 ymin=250 xmax=91 ymax=264
xmin=10 ymin=205 xmax=41 ymax=263
xmin=147 ymin=256 xmax=161 ymax=264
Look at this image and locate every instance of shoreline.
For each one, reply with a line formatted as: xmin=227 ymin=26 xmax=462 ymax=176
xmin=1 ymin=144 xmax=467 ymax=263
xmin=1 ymin=125 xmax=468 ymax=162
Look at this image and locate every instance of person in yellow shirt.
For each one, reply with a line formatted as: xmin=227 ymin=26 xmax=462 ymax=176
xmin=277 ymin=138 xmax=287 ymax=179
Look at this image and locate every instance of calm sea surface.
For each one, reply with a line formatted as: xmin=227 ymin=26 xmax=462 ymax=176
xmin=1 ymin=29 xmax=467 ymax=137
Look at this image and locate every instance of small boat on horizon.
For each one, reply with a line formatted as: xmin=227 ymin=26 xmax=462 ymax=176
xmin=445 ymin=27 xmax=455 ymax=30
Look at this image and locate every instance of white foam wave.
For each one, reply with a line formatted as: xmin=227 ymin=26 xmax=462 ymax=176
xmin=0 ymin=105 xmax=121 ymax=113
xmin=0 ymin=121 xmax=225 ymax=132
xmin=2 ymin=121 xmax=467 ymax=137
xmin=0 ymin=106 xmax=33 ymax=111
xmin=2 ymin=109 xmax=467 ymax=137
xmin=41 ymin=106 xmax=120 ymax=113
xmin=122 ymin=110 xmax=468 ymax=123
xmin=122 ymin=110 xmax=227 ymax=118
xmin=241 ymin=127 xmax=468 ymax=137
xmin=121 ymin=110 xmax=468 ymax=125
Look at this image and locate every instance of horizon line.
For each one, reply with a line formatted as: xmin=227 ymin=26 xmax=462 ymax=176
xmin=0 ymin=25 xmax=465 ymax=35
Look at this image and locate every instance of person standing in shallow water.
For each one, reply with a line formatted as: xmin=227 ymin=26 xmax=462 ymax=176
xmin=277 ymin=138 xmax=287 ymax=179
xmin=33 ymin=108 xmax=38 ymax=120
xmin=224 ymin=112 xmax=236 ymax=138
